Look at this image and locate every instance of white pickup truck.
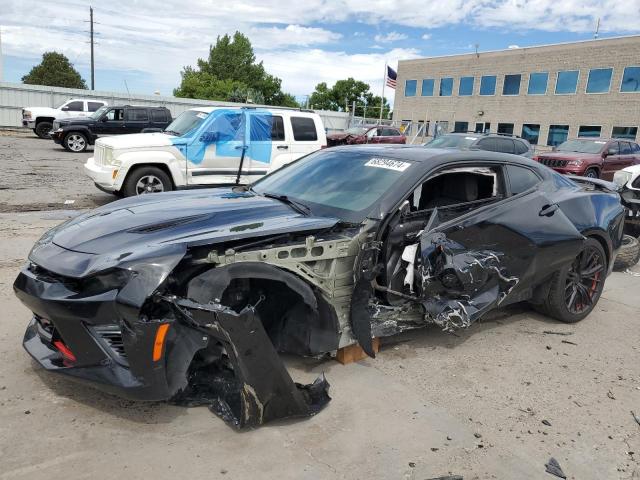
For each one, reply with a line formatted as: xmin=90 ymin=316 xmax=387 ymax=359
xmin=84 ymin=106 xmax=327 ymax=196
xmin=22 ymin=98 xmax=108 ymax=138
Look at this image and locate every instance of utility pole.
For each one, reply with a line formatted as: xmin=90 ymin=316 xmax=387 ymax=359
xmin=90 ymin=6 xmax=95 ymax=90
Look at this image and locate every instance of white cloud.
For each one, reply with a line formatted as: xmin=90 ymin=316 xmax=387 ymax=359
xmin=421 ymin=33 xmax=432 ymax=40
xmin=508 ymin=44 xmax=520 ymax=49
xmin=250 ymin=25 xmax=342 ymax=49
xmin=370 ymin=45 xmax=384 ymax=49
xmin=374 ymin=32 xmax=409 ymax=43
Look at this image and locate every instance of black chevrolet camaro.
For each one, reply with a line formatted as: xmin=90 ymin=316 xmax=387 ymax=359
xmin=14 ymin=146 xmax=625 ymax=428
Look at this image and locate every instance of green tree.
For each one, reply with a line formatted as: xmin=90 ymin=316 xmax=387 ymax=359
xmin=174 ymin=31 xmax=297 ymax=107
xmin=308 ymin=78 xmax=390 ymax=116
xmin=22 ymin=52 xmax=87 ymax=89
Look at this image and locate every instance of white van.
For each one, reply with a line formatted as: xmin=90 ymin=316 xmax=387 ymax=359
xmin=84 ymin=106 xmax=327 ymax=196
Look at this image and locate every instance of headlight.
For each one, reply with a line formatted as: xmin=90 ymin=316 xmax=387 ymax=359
xmin=567 ymin=159 xmax=583 ymax=166
xmin=613 ymin=171 xmax=632 ymax=187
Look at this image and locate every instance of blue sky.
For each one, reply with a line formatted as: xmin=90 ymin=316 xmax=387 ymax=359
xmin=2 ymin=0 xmax=639 ymax=102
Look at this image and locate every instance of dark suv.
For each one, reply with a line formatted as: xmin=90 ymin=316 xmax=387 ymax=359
xmin=533 ymin=138 xmax=640 ymax=180
xmin=424 ymin=132 xmax=534 ymax=157
xmin=51 ymin=105 xmax=172 ymax=152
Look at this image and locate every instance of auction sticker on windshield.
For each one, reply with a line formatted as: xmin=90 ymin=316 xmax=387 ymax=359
xmin=365 ymin=158 xmax=411 ymax=172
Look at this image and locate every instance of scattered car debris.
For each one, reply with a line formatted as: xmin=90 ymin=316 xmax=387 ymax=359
xmin=426 ymin=476 xmax=463 ymax=480
xmin=561 ymin=339 xmax=578 ymax=346
xmin=631 ymin=411 xmax=640 ymax=427
xmin=607 ymin=391 xmax=616 ymax=400
xmin=542 ymin=419 xmax=552 ymax=426
xmin=543 ymin=330 xmax=574 ymax=336
xmin=545 ymin=457 xmax=567 ymax=479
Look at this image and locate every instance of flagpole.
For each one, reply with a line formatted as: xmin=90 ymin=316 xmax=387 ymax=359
xmin=379 ymin=62 xmax=386 ymax=125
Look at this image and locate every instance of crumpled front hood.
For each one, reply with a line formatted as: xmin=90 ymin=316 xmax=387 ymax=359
xmin=48 ymin=188 xmax=339 ymax=256
xmin=97 ymin=132 xmax=173 ymax=150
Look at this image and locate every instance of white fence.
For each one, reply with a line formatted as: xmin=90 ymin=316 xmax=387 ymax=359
xmin=0 ymin=82 xmax=350 ymax=132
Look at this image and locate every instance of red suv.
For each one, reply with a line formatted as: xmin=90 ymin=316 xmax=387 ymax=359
xmin=326 ymin=125 xmax=406 ymax=147
xmin=534 ymin=138 xmax=640 ymax=180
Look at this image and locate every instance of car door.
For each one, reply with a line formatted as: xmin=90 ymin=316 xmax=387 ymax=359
xmin=246 ymin=112 xmax=290 ymax=176
xmin=602 ymin=141 xmax=622 ymax=180
xmin=98 ymin=108 xmax=125 ymax=135
xmin=618 ymin=141 xmax=635 ymax=170
xmin=288 ymin=115 xmax=321 ymax=159
xmin=123 ymin=108 xmax=150 ymax=133
xmin=186 ymin=109 xmax=246 ymax=185
xmin=60 ymin=100 xmax=85 ymax=119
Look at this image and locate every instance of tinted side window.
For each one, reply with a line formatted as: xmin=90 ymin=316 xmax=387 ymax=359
xmin=151 ymin=110 xmax=168 ymax=122
xmin=271 ymin=116 xmax=285 ymax=141
xmin=126 ymin=109 xmax=149 ymax=121
xmin=382 ymin=128 xmax=400 ymax=136
xmin=494 ymin=138 xmax=515 ymax=154
xmin=507 ymin=165 xmax=540 ymax=194
xmin=608 ymin=142 xmax=620 ymax=155
xmin=66 ymin=101 xmax=83 ymax=111
xmin=514 ymin=140 xmax=529 ymax=154
xmin=620 ymin=142 xmax=632 ymax=154
xmin=632 ymin=143 xmax=640 ymax=153
xmin=476 ymin=138 xmax=497 ymax=151
xmin=88 ymin=102 xmax=104 ymax=112
xmin=291 ymin=117 xmax=318 ymax=141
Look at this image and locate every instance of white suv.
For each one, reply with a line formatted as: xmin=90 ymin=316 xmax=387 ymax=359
xmin=84 ymin=106 xmax=327 ymax=197
xmin=22 ymin=98 xmax=108 ymax=138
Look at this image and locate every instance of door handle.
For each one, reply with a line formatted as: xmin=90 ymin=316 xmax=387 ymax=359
xmin=234 ymin=145 xmax=248 ymax=150
xmin=539 ymin=204 xmax=559 ymax=217
xmin=277 ymin=145 xmax=289 ymax=150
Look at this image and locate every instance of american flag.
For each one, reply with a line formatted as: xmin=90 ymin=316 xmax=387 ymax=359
xmin=386 ymin=66 xmax=397 ymax=89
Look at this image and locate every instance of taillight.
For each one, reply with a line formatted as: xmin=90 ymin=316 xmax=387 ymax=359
xmin=53 ymin=340 xmax=77 ymax=362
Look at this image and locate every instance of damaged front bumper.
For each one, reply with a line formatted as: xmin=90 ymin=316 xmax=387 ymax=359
xmin=14 ymin=264 xmax=330 ymax=428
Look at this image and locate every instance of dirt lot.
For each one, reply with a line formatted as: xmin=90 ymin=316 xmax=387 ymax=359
xmin=0 ymin=132 xmax=639 ymax=480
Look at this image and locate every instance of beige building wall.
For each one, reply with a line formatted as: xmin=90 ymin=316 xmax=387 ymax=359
xmin=393 ymin=35 xmax=640 ymax=146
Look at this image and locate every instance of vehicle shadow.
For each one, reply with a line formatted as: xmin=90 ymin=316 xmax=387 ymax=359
xmin=31 ymin=361 xmax=187 ymax=425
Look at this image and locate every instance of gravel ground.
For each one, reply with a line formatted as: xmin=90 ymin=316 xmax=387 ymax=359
xmin=0 ymin=133 xmax=638 ymax=480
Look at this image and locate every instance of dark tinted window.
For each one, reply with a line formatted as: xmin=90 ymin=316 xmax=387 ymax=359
xmin=497 ymin=123 xmax=514 ymax=135
xmin=608 ymin=142 xmax=620 ymax=155
xmin=88 ymin=102 xmax=104 ymax=112
xmin=632 ymin=143 xmax=640 ymax=153
xmin=578 ymin=125 xmax=601 ymax=137
xmin=381 ymin=128 xmax=400 ymax=136
xmin=521 ymin=124 xmax=540 ymax=145
xmin=527 ymin=72 xmax=548 ymax=95
xmin=151 ymin=109 xmax=168 ymax=122
xmin=514 ymin=140 xmax=529 ymax=154
xmin=555 ymin=71 xmax=579 ymax=94
xmin=439 ymin=77 xmax=453 ymax=96
xmin=621 ymin=66 xmax=640 ymax=92
xmin=507 ymin=165 xmax=540 ymax=194
xmin=459 ymin=76 xmax=474 ymax=96
xmin=291 ymin=117 xmax=317 ymax=141
xmin=454 ymin=121 xmax=469 ymax=133
xmin=547 ymin=125 xmax=569 ymax=146
xmin=494 ymin=137 xmax=515 ymax=154
xmin=612 ymin=126 xmax=638 ymax=140
xmin=271 ymin=116 xmax=285 ymax=141
xmin=480 ymin=75 xmax=496 ymax=95
xmin=620 ymin=142 xmax=632 ymax=154
xmin=502 ymin=74 xmax=521 ymax=95
xmin=125 ymin=108 xmax=149 ymax=121
xmin=421 ymin=79 xmax=434 ymax=96
xmin=476 ymin=138 xmax=497 ymax=151
xmin=405 ymin=80 xmax=417 ymax=96
xmin=66 ymin=101 xmax=83 ymax=111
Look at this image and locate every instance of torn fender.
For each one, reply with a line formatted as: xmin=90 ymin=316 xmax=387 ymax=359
xmin=168 ymin=298 xmax=330 ymax=429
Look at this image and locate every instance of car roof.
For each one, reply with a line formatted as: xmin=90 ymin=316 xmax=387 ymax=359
xmin=186 ymin=106 xmax=319 ymax=116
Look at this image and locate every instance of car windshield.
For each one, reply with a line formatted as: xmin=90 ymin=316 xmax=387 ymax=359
xmin=165 ymin=110 xmax=209 ymax=136
xmin=251 ymin=150 xmax=413 ymax=222
xmin=425 ymin=135 xmax=478 ymax=149
xmin=90 ymin=106 xmax=109 ymax=120
xmin=556 ymin=139 xmax=606 ymax=154
xmin=345 ymin=127 xmax=368 ymax=135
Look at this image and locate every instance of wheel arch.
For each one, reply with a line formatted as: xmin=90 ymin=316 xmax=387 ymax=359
xmin=116 ymin=151 xmax=185 ymax=190
xmin=35 ymin=116 xmax=55 ymax=125
xmin=582 ymin=228 xmax=612 ymax=268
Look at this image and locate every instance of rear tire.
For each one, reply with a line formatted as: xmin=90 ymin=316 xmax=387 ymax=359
xmin=583 ymin=168 xmax=599 ymax=179
xmin=35 ymin=121 xmax=53 ymax=139
xmin=613 ymin=235 xmax=640 ymax=271
xmin=122 ymin=166 xmax=173 ymax=197
xmin=539 ymin=238 xmax=606 ymax=323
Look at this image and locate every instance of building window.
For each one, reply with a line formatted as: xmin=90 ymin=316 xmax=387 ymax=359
xmin=421 ymin=79 xmax=434 ymax=96
xmin=439 ymin=77 xmax=453 ymax=96
xmin=527 ymin=72 xmax=548 ymax=95
xmin=586 ymin=68 xmax=613 ymax=93
xmin=480 ymin=75 xmax=496 ymax=95
xmin=502 ymin=74 xmax=521 ymax=95
xmin=497 ymin=123 xmax=514 ymax=135
xmin=555 ymin=71 xmax=579 ymax=94
xmin=578 ymin=125 xmax=602 ymax=137
xmin=454 ymin=121 xmax=469 ymax=132
xmin=521 ymin=124 xmax=541 ymax=145
xmin=621 ymin=66 xmax=640 ymax=92
xmin=474 ymin=122 xmax=484 ymax=133
xmin=548 ymin=125 xmax=569 ymax=146
xmin=612 ymin=126 xmax=638 ymax=140
xmin=405 ymin=80 xmax=417 ymax=97
xmin=458 ymin=77 xmax=474 ymax=96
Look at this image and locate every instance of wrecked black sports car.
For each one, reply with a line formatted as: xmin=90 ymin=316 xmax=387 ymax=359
xmin=14 ymin=146 xmax=625 ymax=428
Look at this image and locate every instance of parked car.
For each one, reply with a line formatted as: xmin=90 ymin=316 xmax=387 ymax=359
xmin=15 ymin=146 xmax=624 ymax=428
xmin=22 ymin=98 xmax=108 ymax=139
xmin=534 ymin=138 xmax=640 ymax=180
xmin=326 ymin=125 xmax=406 ymax=147
xmin=424 ymin=132 xmax=534 ymax=157
xmin=84 ymin=106 xmax=327 ymax=197
xmin=51 ymin=105 xmax=173 ymax=152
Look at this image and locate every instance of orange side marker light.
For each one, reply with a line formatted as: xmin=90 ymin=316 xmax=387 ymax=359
xmin=152 ymin=324 xmax=170 ymax=361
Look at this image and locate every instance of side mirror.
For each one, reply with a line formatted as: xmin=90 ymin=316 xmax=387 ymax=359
xmin=61 ymin=106 xmax=70 ymax=111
